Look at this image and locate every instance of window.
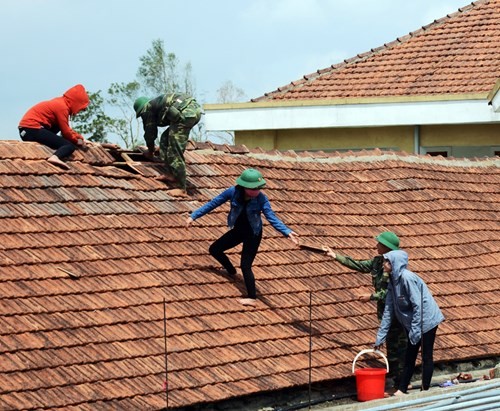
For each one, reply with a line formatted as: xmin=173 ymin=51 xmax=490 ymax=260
xmin=421 ymin=146 xmax=451 ymax=157
xmin=426 ymin=151 xmax=449 ymax=157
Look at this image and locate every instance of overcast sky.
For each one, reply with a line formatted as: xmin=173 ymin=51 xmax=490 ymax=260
xmin=0 ymin=0 xmax=470 ymax=142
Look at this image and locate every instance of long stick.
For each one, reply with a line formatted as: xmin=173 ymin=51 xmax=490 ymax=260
xmin=308 ymin=291 xmax=313 ymax=410
xmin=163 ymin=297 xmax=169 ymax=409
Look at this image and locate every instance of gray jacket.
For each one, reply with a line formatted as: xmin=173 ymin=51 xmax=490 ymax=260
xmin=375 ymin=250 xmax=444 ymax=346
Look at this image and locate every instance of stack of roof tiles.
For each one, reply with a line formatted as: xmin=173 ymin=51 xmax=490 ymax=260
xmin=253 ymin=0 xmax=500 ymax=101
xmin=0 ymin=140 xmax=499 ymax=409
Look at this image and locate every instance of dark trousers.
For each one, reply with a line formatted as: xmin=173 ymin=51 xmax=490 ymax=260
xmin=399 ymin=325 xmax=438 ymax=392
xmin=209 ymin=227 xmax=262 ymax=299
xmin=386 ymin=319 xmax=407 ymax=387
xmin=19 ymin=127 xmax=76 ymax=159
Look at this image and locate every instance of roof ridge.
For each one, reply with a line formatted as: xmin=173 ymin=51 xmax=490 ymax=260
xmin=1 ymin=141 xmax=498 ymax=175
xmin=187 ymin=141 xmax=500 ymax=168
xmin=251 ymin=0 xmax=484 ymax=102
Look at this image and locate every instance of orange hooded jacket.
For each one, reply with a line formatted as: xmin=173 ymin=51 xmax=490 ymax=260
xmin=19 ymin=84 xmax=90 ymax=144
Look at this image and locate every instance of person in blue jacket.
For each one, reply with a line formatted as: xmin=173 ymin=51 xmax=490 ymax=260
xmin=186 ymin=168 xmax=299 ymax=306
xmin=374 ymin=250 xmax=444 ymax=396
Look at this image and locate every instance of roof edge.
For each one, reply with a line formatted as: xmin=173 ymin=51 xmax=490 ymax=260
xmin=205 ymin=93 xmax=488 ymax=111
xmin=250 ymin=0 xmax=483 ymax=102
xmin=187 ymin=144 xmax=500 ymax=168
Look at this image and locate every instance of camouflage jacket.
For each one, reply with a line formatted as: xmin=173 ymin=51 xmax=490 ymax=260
xmin=140 ymin=93 xmax=195 ymax=151
xmin=334 ymin=254 xmax=389 ymax=319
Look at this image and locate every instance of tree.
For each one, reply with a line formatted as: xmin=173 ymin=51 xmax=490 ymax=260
xmin=137 ymin=38 xmax=196 ymax=96
xmin=216 ymin=80 xmax=246 ymax=104
xmin=182 ymin=62 xmax=196 ymax=97
xmin=75 ymin=39 xmax=240 ymax=147
xmin=136 ymin=39 xmax=206 ymax=142
xmin=102 ymin=38 xmax=203 ymax=147
xmin=137 ymin=39 xmax=174 ymax=95
xmin=72 ymin=90 xmax=113 ymax=143
xmin=205 ymin=80 xmax=248 ymax=144
xmin=106 ymin=81 xmax=144 ymax=149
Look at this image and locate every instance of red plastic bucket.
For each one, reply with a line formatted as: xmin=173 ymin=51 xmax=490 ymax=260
xmin=352 ymin=349 xmax=389 ymax=402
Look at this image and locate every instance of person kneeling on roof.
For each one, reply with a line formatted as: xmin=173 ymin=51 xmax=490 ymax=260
xmin=18 ymin=84 xmax=90 ymax=170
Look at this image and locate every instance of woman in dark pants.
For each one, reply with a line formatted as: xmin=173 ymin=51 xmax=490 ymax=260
xmin=374 ymin=250 xmax=444 ymax=396
xmin=186 ymin=168 xmax=299 ymax=306
xmin=18 ymin=84 xmax=89 ymax=169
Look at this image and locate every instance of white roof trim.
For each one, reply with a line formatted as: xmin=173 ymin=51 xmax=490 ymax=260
xmin=204 ymin=99 xmax=500 ymax=131
xmin=491 ymin=89 xmax=500 ymax=113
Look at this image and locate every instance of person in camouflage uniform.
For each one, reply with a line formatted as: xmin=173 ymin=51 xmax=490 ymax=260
xmin=134 ymin=93 xmax=201 ymax=197
xmin=323 ymin=231 xmax=407 ymax=389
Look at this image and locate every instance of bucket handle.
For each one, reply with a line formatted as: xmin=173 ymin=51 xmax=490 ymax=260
xmin=352 ymin=349 xmax=389 ymax=374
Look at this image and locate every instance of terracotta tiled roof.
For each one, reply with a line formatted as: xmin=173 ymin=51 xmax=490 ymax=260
xmin=0 ymin=140 xmax=499 ymax=409
xmin=253 ymin=0 xmax=500 ymax=102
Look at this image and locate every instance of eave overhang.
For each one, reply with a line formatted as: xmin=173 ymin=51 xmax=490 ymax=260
xmin=204 ymin=94 xmax=500 ymax=132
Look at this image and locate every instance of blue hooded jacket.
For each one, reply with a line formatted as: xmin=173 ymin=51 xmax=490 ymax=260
xmin=190 ymin=186 xmax=292 ymax=236
xmin=375 ymin=250 xmax=444 ymax=346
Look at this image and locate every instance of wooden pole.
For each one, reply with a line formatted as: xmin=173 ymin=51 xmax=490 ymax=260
xmin=163 ymin=298 xmax=169 ymax=409
xmin=308 ymin=291 xmax=313 ymax=410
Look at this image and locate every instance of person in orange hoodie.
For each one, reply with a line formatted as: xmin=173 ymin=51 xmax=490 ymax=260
xmin=18 ymin=84 xmax=90 ymax=169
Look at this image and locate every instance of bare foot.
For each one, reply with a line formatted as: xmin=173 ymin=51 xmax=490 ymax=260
xmin=47 ymin=155 xmax=70 ymax=170
xmin=393 ymin=390 xmax=406 ymax=397
xmin=239 ymin=298 xmax=257 ymax=306
xmin=166 ymin=188 xmax=188 ymax=198
xmin=385 ymin=387 xmax=397 ymax=397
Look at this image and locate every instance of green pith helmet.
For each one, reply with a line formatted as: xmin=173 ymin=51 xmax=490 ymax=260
xmin=375 ymin=231 xmax=400 ymax=250
xmin=235 ymin=168 xmax=266 ymax=189
xmin=134 ymin=97 xmax=149 ymax=118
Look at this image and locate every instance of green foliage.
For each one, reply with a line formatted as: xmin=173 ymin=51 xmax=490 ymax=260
xmin=106 ymin=81 xmax=145 ymax=149
xmin=108 ymin=81 xmax=142 ymax=106
xmin=137 ymin=38 xmax=197 ymax=96
xmin=138 ymin=39 xmax=175 ymax=95
xmin=72 ymin=90 xmax=113 ymax=143
xmin=75 ymin=38 xmax=246 ymax=148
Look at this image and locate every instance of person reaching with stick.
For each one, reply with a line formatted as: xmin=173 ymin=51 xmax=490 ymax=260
xmin=323 ymin=232 xmax=407 ymax=391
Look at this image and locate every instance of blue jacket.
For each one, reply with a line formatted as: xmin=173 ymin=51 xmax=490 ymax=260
xmin=190 ymin=186 xmax=292 ymax=236
xmin=375 ymin=250 xmax=444 ymax=346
